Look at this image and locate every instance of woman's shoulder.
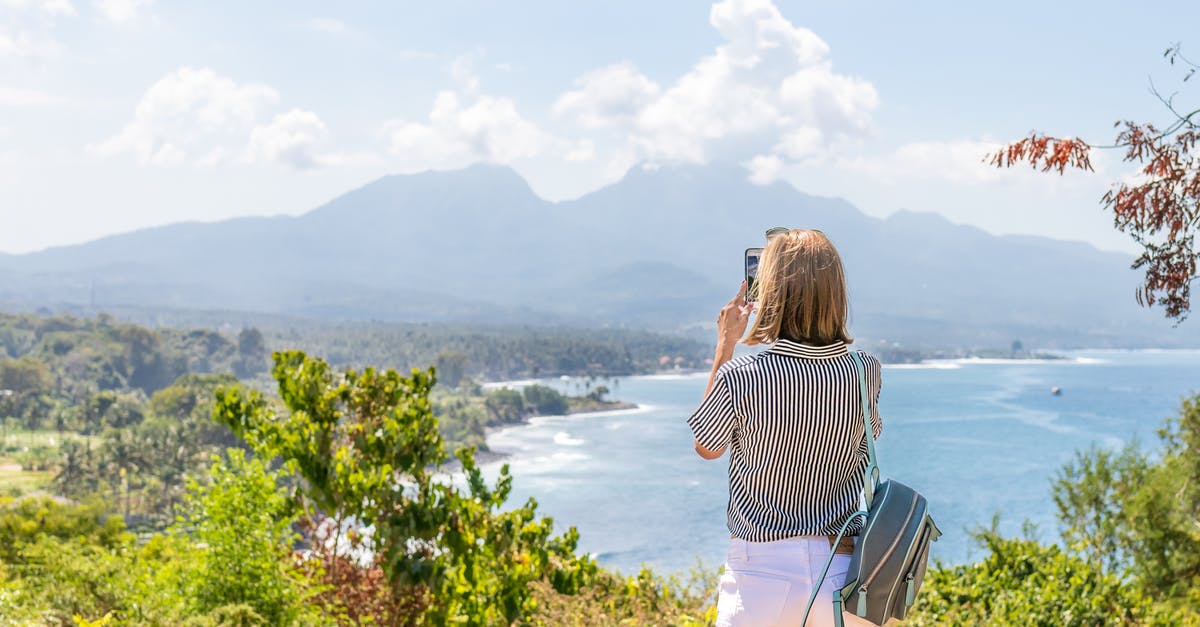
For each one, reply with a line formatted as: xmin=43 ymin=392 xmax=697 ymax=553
xmin=854 ymin=349 xmax=882 ymax=367
xmin=715 ymin=353 xmax=760 ymax=377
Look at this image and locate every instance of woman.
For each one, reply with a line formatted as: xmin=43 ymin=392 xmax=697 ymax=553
xmin=688 ymin=229 xmax=881 ymax=627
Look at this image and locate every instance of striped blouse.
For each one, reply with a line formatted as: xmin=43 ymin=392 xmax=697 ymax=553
xmin=688 ymin=339 xmax=883 ymax=541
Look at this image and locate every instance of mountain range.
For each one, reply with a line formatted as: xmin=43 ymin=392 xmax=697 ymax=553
xmin=1 ymin=162 xmax=1194 ymax=349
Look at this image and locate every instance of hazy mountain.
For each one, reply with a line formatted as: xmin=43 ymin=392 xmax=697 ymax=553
xmin=0 ymin=162 xmax=1192 ymax=348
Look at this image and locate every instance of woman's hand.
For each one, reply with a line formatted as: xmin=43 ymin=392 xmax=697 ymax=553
xmin=717 ymin=281 xmax=753 ymax=348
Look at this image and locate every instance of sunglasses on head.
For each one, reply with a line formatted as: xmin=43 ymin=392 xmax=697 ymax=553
xmin=765 ymin=227 xmax=824 ymax=239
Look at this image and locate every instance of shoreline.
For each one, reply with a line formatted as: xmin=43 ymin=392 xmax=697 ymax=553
xmin=478 ymin=349 xmax=1144 ymax=388
xmin=460 ymin=400 xmax=641 ymax=468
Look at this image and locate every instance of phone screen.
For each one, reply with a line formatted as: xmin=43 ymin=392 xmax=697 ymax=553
xmin=745 ymin=248 xmax=763 ymax=301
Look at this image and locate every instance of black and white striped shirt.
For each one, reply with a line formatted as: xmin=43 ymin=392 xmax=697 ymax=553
xmin=688 ymin=339 xmax=883 ymax=541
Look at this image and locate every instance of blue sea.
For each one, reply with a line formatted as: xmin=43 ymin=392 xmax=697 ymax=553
xmin=480 ymin=350 xmax=1200 ymax=576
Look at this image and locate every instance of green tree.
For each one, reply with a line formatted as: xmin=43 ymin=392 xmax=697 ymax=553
xmin=53 ymin=439 xmax=102 ymax=500
xmin=213 ymin=351 xmax=596 ymax=624
xmin=434 ymin=351 xmax=469 ymax=389
xmin=235 ymin=328 xmax=268 ymax=378
xmin=1052 ymin=394 xmax=1200 ymax=611
xmin=100 ymin=427 xmax=144 ymax=520
xmin=587 ymin=385 xmax=611 ymax=402
xmin=523 ymin=384 xmax=568 ymax=416
xmin=0 ymin=356 xmax=51 ymax=394
xmin=484 ymin=387 xmax=525 ymax=424
xmin=177 ymin=449 xmax=314 ymax=625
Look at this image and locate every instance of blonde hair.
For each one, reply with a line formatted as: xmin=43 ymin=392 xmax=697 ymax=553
xmin=744 ymin=229 xmax=852 ymax=346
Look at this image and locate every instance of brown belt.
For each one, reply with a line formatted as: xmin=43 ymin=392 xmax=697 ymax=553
xmin=829 ymin=535 xmax=856 ymax=556
xmin=726 ymin=535 xmax=856 ymax=555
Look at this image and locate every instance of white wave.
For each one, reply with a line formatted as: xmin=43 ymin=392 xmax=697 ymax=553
xmin=510 ymin=451 xmax=590 ymax=475
xmin=888 ymin=355 xmax=1104 ymax=369
xmin=553 ymin=431 xmax=585 ymax=446
xmin=480 ymin=379 xmax=541 ymax=390
xmin=884 ymin=362 xmax=962 ymax=370
xmin=941 ymin=357 xmax=1059 ymax=365
xmin=580 ymin=403 xmax=653 ymax=418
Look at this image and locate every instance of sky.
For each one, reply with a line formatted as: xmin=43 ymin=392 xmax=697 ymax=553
xmin=1 ymin=0 xmax=1198 ymax=254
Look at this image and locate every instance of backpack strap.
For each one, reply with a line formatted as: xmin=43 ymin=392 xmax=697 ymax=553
xmin=850 ymin=350 xmax=880 ymax=507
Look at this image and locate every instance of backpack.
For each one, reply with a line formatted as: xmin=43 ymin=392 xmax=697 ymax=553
xmin=803 ymin=351 xmax=942 ymax=627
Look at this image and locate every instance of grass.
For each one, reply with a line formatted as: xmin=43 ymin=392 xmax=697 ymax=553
xmin=0 ymin=429 xmax=94 ymax=453
xmin=0 ymin=465 xmax=51 ymax=497
xmin=0 ymin=429 xmax=95 ymax=498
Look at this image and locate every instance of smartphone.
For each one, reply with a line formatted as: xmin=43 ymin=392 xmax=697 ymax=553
xmin=745 ymin=248 xmax=763 ymax=302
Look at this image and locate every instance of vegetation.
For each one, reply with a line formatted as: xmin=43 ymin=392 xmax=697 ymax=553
xmin=3 ymin=309 xmax=1198 ymax=624
xmin=0 ymin=312 xmax=647 ymax=530
xmin=262 ymin=320 xmax=709 ymax=380
xmin=992 ymin=43 xmax=1200 ymax=320
xmin=0 ymin=347 xmax=711 ymax=625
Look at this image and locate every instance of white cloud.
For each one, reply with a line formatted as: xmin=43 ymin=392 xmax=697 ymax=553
xmin=383 ymin=91 xmax=557 ymax=171
xmin=841 ymin=140 xmax=1009 ymax=185
xmin=377 ymin=0 xmax=876 ymax=185
xmin=94 ymin=66 xmax=374 ymax=170
xmin=552 ymin=0 xmax=878 ymax=173
xmin=0 ymin=85 xmax=63 ymax=106
xmin=91 ymin=67 xmax=279 ymax=166
xmin=0 ymin=0 xmax=75 ymax=16
xmin=245 ymin=109 xmax=329 ymax=170
xmin=744 ymin=154 xmax=784 ymax=185
xmin=94 ymin=0 xmax=153 ymax=24
xmin=305 ymin=17 xmax=346 ymax=35
xmin=554 ymin=62 xmax=661 ymax=129
xmin=0 ymin=28 xmax=59 ymax=58
xmin=565 ymin=139 xmax=595 ymax=162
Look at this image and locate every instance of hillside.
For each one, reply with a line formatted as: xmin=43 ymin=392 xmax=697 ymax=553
xmin=0 ymin=162 xmax=1190 ymax=348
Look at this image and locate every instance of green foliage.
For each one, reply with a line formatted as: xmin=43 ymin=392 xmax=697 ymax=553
xmin=14 ymin=535 xmax=132 ymax=624
xmin=528 ymin=562 xmax=717 ymax=626
xmin=0 ymin=497 xmax=143 ymax=625
xmin=523 ymin=384 xmax=568 ymax=416
xmin=0 ymin=496 xmax=126 ymax=563
xmin=587 ymin=384 xmax=610 ymax=402
xmin=214 ymin=351 xmax=597 ymax=625
xmin=0 ymin=356 xmax=53 ymax=427
xmin=258 ymin=320 xmax=707 ymax=381
xmin=180 ymin=604 xmax=269 ymax=626
xmin=0 ymin=356 xmax=52 ymax=394
xmin=434 ymin=351 xmax=469 ymax=389
xmin=176 ymin=449 xmax=316 ymax=625
xmin=234 ymin=328 xmax=268 ymax=379
xmin=484 ymin=387 xmax=526 ymax=424
xmin=1051 ymin=394 xmax=1200 ymax=614
xmin=907 ymin=528 xmax=1150 ymax=626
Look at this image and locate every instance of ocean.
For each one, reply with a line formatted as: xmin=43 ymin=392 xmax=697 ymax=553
xmin=480 ymin=350 xmax=1200 ymax=576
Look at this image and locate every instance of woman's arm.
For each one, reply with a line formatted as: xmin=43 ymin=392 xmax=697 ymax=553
xmin=693 ymin=281 xmax=752 ymax=459
xmin=704 ymin=280 xmax=751 ymax=396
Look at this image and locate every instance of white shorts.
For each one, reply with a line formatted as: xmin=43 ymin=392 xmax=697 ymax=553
xmin=716 ymin=536 xmax=875 ymax=627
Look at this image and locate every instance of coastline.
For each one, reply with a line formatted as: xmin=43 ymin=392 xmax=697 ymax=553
xmin=465 ymin=399 xmax=641 ymax=467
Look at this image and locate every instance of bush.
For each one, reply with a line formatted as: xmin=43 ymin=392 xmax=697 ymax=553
xmin=176 ymin=450 xmax=319 ymax=625
xmin=0 ymin=497 xmax=126 ymax=564
xmin=214 ymin=352 xmax=598 ymax=625
xmin=907 ymin=528 xmax=1150 ymax=626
